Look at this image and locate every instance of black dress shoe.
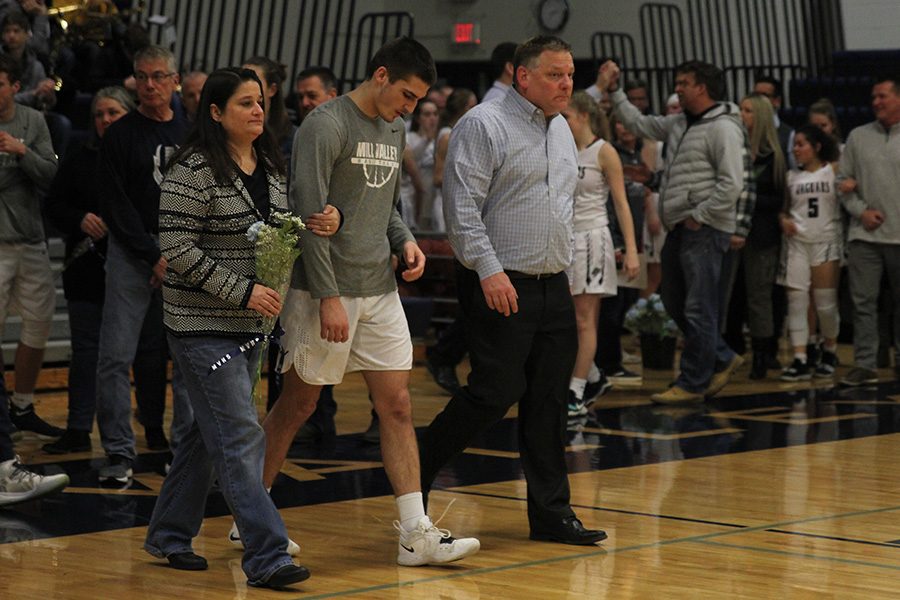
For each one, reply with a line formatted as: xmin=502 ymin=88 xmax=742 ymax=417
xmin=166 ymin=552 xmax=208 ymax=570
xmin=43 ymin=429 xmax=91 ymax=454
xmin=426 ymin=359 xmax=461 ymax=394
xmin=249 ymin=564 xmax=311 ymax=588
xmin=529 ymin=516 xmax=608 ymax=546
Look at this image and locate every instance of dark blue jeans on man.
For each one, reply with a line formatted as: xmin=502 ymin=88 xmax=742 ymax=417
xmin=660 ymin=225 xmax=737 ymax=393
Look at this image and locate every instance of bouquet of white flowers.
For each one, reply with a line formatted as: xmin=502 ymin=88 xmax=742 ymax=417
xmin=246 ymin=214 xmax=305 ymax=402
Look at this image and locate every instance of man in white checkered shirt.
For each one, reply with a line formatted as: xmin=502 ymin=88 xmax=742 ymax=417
xmin=418 ymin=36 xmax=607 ymax=547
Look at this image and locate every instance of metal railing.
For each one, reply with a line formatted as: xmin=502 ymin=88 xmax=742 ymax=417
xmin=592 ymin=0 xmax=843 ymax=112
xmin=136 ymin=0 xmax=412 ymax=92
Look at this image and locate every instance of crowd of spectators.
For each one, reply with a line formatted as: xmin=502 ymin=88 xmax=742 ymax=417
xmin=0 ymin=5 xmax=897 ymax=524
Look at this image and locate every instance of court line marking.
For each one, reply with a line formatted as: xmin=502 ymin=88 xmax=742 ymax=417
xmin=285 ymin=496 xmax=900 ymax=599
xmin=695 ymin=539 xmax=900 ymax=571
xmin=451 ymin=489 xmax=749 ymax=529
xmin=767 ymin=528 xmax=900 ymax=550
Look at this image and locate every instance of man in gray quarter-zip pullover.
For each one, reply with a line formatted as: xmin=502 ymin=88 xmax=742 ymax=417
xmin=839 ymin=74 xmax=900 ymax=387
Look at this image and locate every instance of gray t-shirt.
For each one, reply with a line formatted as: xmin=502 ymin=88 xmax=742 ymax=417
xmin=0 ymin=104 xmax=58 ymax=244
xmin=289 ymin=95 xmax=414 ymax=298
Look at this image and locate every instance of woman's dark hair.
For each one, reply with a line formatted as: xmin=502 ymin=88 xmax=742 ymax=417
xmin=170 ymin=67 xmax=285 ymax=183
xmin=795 ymin=124 xmax=840 ymax=164
xmin=439 ymin=88 xmax=475 ymax=130
xmin=243 ymin=56 xmax=292 ymax=144
xmin=410 ymin=99 xmax=438 ymax=133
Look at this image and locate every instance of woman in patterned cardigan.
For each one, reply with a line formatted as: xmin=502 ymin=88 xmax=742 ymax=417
xmin=143 ymin=67 xmax=338 ymax=589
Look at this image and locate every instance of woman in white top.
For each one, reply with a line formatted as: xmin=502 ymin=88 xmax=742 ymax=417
xmin=399 ymin=99 xmax=439 ymax=228
xmin=778 ymin=124 xmax=842 ymax=380
xmin=562 ymin=91 xmax=639 ymax=415
xmin=431 ymin=88 xmax=476 ymax=231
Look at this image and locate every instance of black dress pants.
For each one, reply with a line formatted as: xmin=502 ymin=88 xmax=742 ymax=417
xmin=419 ymin=268 xmax=577 ymax=529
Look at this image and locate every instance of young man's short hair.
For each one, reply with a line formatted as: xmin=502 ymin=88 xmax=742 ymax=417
xmin=676 ymin=60 xmax=726 ymax=102
xmin=513 ymin=36 xmax=572 ymax=86
xmin=490 ymin=41 xmax=518 ymax=80
xmin=1 ymin=10 xmax=30 ymax=33
xmin=754 ymin=74 xmax=783 ymax=98
xmin=297 ymin=66 xmax=339 ymax=92
xmin=365 ymin=37 xmax=436 ymax=87
xmin=0 ymin=54 xmax=22 ymax=84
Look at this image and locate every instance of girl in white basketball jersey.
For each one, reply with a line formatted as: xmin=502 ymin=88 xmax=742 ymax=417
xmin=778 ymin=125 xmax=842 ymax=380
xmin=562 ymin=91 xmax=639 ymax=415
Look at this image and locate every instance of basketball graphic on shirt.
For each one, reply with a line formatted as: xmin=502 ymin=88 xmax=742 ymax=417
xmin=351 ymin=141 xmax=399 ymax=188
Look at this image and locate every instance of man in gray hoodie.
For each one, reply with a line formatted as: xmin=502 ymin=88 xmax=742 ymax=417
xmin=603 ymin=60 xmax=750 ymax=403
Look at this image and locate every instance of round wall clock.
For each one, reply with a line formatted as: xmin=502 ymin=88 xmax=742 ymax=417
xmin=538 ymin=0 xmax=570 ymax=33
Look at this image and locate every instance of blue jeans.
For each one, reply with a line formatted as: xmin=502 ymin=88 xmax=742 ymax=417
xmin=660 ymin=225 xmax=736 ymax=393
xmin=95 ymin=236 xmax=193 ymax=459
xmin=144 ymin=334 xmax=293 ymax=583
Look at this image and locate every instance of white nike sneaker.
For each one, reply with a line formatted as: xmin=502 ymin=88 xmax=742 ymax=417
xmin=395 ymin=516 xmax=480 ymax=567
xmin=0 ymin=457 xmax=69 ymax=506
xmin=228 ymin=521 xmax=301 ymax=556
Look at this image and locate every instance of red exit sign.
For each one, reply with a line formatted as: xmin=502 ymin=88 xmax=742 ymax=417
xmin=453 ymin=22 xmax=481 ymax=45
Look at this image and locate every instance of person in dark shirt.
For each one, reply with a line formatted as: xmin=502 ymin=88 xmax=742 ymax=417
xmin=94 ymin=45 xmax=192 ymax=485
xmin=42 ymin=87 xmax=128 ymax=452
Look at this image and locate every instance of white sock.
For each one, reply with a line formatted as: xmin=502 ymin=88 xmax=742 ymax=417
xmin=569 ymin=377 xmax=587 ymax=399
xmin=794 ymin=353 xmax=808 ymax=364
xmin=787 ymin=288 xmax=810 ymax=349
xmin=11 ymin=392 xmax=33 ymax=410
xmin=587 ymin=363 xmax=601 ymax=383
xmin=397 ymin=492 xmax=426 ymax=532
xmin=813 ymin=288 xmax=840 ymax=341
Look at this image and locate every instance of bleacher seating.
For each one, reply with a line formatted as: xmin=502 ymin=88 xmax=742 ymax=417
xmin=785 ymin=49 xmax=894 ymax=135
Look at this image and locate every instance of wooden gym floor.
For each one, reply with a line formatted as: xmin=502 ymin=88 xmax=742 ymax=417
xmin=2 ymin=347 xmax=900 ymax=599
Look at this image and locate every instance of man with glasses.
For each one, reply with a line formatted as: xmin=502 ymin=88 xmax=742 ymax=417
xmin=95 ymin=45 xmax=191 ymax=484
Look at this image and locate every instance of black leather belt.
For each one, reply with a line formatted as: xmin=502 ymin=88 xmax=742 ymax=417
xmin=505 ymin=270 xmax=559 ymax=280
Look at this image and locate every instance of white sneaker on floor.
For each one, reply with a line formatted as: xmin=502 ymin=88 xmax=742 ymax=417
xmin=228 ymin=521 xmax=301 ymax=556
xmin=0 ymin=457 xmax=70 ymax=507
xmin=395 ymin=516 xmax=480 ymax=566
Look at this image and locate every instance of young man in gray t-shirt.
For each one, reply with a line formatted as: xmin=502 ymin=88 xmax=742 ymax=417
xmin=263 ymin=38 xmax=480 ymax=567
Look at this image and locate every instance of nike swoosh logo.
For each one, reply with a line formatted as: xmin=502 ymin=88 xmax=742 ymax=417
xmin=400 ymin=544 xmax=415 ymax=553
